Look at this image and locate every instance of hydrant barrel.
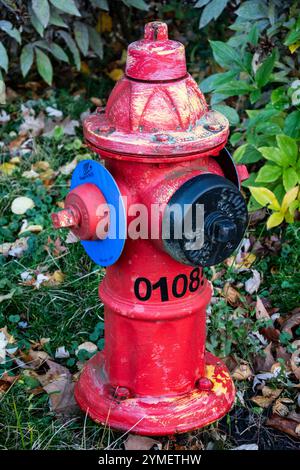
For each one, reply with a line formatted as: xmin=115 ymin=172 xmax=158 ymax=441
xmin=52 ymin=21 xmax=248 ymax=435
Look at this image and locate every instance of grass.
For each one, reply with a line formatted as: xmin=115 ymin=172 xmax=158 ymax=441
xmin=0 ymin=89 xmax=300 ymax=450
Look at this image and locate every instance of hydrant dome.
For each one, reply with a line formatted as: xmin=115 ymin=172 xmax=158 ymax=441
xmin=83 ymin=21 xmax=229 ymax=158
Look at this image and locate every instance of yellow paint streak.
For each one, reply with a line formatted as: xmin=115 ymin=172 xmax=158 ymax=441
xmin=206 ymin=364 xmax=230 ymax=397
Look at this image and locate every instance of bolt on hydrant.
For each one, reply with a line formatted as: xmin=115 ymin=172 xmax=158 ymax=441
xmin=52 ymin=22 xmax=249 ymax=435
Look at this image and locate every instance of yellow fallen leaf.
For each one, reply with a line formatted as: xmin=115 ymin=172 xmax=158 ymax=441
xmin=11 ymin=196 xmax=35 ymax=214
xmin=0 ymin=162 xmax=16 ymax=175
xmin=9 ymin=156 xmax=21 ymax=164
xmin=236 ymin=252 xmax=256 ymax=269
xmin=289 ymin=41 xmax=300 ymax=53
xmin=97 ymin=11 xmax=112 ymax=33
xmin=81 ymin=61 xmax=90 ymax=75
xmin=33 ymin=161 xmax=50 ymax=172
xmin=232 ymin=363 xmax=253 ymax=381
xmin=107 ymin=68 xmax=124 ymax=81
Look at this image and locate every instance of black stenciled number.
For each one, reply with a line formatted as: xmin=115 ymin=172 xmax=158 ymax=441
xmin=134 ymin=277 xmax=152 ymax=301
xmin=134 ymin=269 xmax=202 ymax=302
xmin=172 ymin=274 xmax=188 ymax=298
xmin=189 ymin=267 xmax=200 ymax=292
xmin=153 ymin=277 xmax=169 ymax=301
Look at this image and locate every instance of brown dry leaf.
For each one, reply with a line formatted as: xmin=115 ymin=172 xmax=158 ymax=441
xmin=222 ymin=282 xmax=240 ymax=306
xmin=36 ymin=360 xmax=78 ymax=416
xmin=282 ymin=309 xmax=300 ymax=336
xmin=59 ymin=157 xmax=78 ymax=176
xmin=97 ymin=11 xmax=112 ymax=33
xmin=235 ymin=253 xmax=256 ymax=270
xmin=19 ymin=349 xmax=49 ymax=369
xmin=266 ymin=414 xmax=300 ymax=439
xmin=255 ymin=296 xmax=270 ymax=320
xmin=0 ymin=373 xmax=19 ymax=394
xmin=9 ymin=135 xmax=26 ymax=152
xmin=124 ymin=434 xmax=162 ymax=451
xmin=251 ymin=386 xmax=282 ymax=408
xmin=30 ymin=338 xmax=50 ymax=350
xmin=90 ymin=97 xmax=104 ymax=107
xmin=291 ymin=341 xmax=300 ymax=380
xmin=0 ymin=326 xmax=15 ymax=344
xmin=254 ymin=343 xmax=275 ymax=373
xmin=232 ymin=363 xmax=253 ymax=381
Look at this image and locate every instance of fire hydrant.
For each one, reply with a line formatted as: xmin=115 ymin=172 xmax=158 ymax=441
xmin=52 ymin=22 xmax=248 ymax=435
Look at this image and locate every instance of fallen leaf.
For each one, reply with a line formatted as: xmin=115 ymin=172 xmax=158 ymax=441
xmin=124 ymin=434 xmax=162 ymax=451
xmin=0 ymin=162 xmax=17 ymax=175
xmin=245 ymin=270 xmax=261 ymax=294
xmin=232 ymin=363 xmax=253 ymax=381
xmin=22 ymin=169 xmax=39 ymax=179
xmin=0 ymin=291 xmax=15 ymax=303
xmin=19 ymin=349 xmax=49 ymax=369
xmin=66 ymin=231 xmax=79 ymax=244
xmin=19 ymin=107 xmax=45 ymax=137
xmin=291 ymin=341 xmax=300 ymax=380
xmin=282 ymin=309 xmax=300 ymax=336
xmin=232 ymin=444 xmax=258 ymax=450
xmin=254 ymin=342 xmax=275 ymax=372
xmin=255 ymin=296 xmax=270 ymax=320
xmin=11 ymin=196 xmax=35 ymax=215
xmin=0 ymin=373 xmax=19 ymax=394
xmin=55 ymin=347 xmax=70 ymax=359
xmin=45 ymin=106 xmax=63 ymax=118
xmin=76 ymin=342 xmax=97 ymax=356
xmin=35 ymin=360 xmax=78 ymax=416
xmin=59 ymin=157 xmax=78 ymax=176
xmin=222 ymin=282 xmax=240 ymax=306
xmin=0 ymin=238 xmax=29 ymax=258
xmin=107 ymin=68 xmax=124 ymax=81
xmin=266 ymin=414 xmax=300 ymax=439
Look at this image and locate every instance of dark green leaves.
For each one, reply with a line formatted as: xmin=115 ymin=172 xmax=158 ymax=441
xmin=209 ymin=40 xmax=242 ymax=69
xmin=199 ymin=0 xmax=228 ymax=29
xmin=121 ymin=0 xmax=149 ymax=10
xmin=74 ymin=21 xmax=89 ymax=56
xmin=0 ymin=42 xmax=8 ymax=72
xmin=255 ymin=50 xmax=276 ymax=88
xmin=20 ymin=45 xmax=34 ymax=77
xmin=49 ymin=0 xmax=81 ymax=16
xmin=35 ymin=48 xmax=53 ymax=85
xmin=32 ymin=0 xmax=50 ymax=28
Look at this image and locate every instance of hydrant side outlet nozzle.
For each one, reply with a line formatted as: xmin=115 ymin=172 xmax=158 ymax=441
xmin=50 ymin=21 xmax=249 ymax=435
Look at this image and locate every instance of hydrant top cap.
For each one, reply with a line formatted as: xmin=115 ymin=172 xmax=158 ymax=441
xmin=126 ymin=21 xmax=187 ymax=81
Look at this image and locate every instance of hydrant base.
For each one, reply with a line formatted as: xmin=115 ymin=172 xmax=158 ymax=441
xmin=74 ymin=352 xmax=235 ymax=436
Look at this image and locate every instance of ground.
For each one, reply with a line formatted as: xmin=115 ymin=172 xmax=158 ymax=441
xmin=0 ymin=87 xmax=300 ymax=450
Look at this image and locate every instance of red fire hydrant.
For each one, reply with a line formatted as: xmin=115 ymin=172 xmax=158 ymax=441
xmin=52 ymin=22 xmax=248 ymax=435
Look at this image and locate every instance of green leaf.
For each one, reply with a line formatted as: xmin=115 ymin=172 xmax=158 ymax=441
xmin=49 ymin=0 xmax=81 ymax=16
xmin=74 ymin=21 xmax=89 ymax=56
xmin=247 ymin=24 xmax=259 ymax=45
xmin=88 ymin=27 xmax=103 ymax=59
xmin=284 ymin=111 xmax=300 ymax=139
xmin=211 ymin=104 xmax=239 ymax=125
xmin=258 ymin=147 xmax=283 ymax=166
xmin=276 ymin=134 xmax=298 ymax=167
xmin=235 ymin=0 xmax=268 ymax=20
xmin=35 ymin=48 xmax=53 ymax=85
xmin=20 ymin=45 xmax=34 ymax=77
xmin=122 ymin=0 xmax=149 ymax=10
xmin=49 ymin=7 xmax=68 ymax=27
xmin=0 ymin=21 xmax=21 ymax=44
xmin=58 ymin=31 xmax=81 ymax=70
xmin=256 ymin=164 xmax=282 ymax=183
xmin=29 ymin=5 xmax=44 ymax=37
xmin=199 ymin=70 xmax=236 ymax=93
xmin=0 ymin=42 xmax=8 ymax=72
xmin=199 ymin=0 xmax=228 ymax=29
xmin=217 ymin=80 xmax=254 ymax=96
xmin=233 ymin=144 xmax=262 ymax=164
xmin=90 ymin=0 xmax=109 ymax=10
xmin=32 ymin=0 xmax=50 ymax=28
xmin=255 ymin=49 xmax=276 ymax=88
xmin=209 ymin=40 xmax=242 ymax=69
xmin=49 ymin=43 xmax=69 ymax=62
xmin=284 ymin=29 xmax=300 ymax=47
xmin=283 ymin=167 xmax=298 ymax=192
